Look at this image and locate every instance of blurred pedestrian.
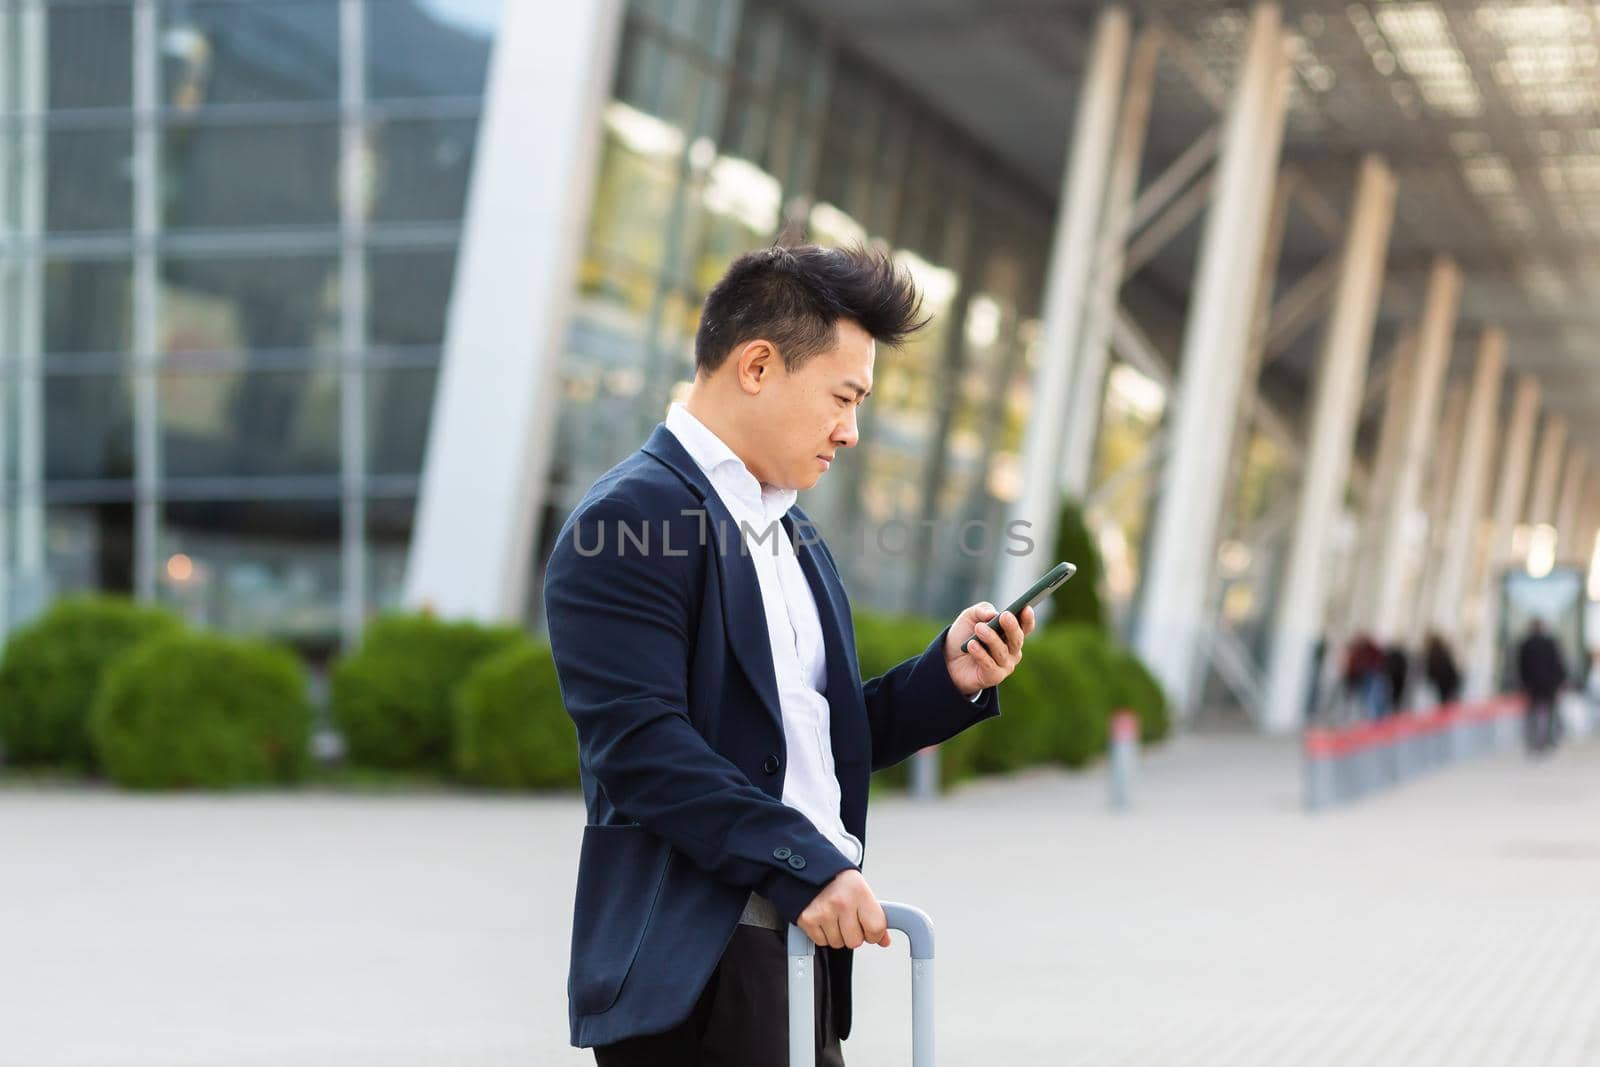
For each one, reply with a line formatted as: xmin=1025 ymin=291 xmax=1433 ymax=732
xmin=1516 ymin=619 xmax=1568 ymax=755
xmin=1342 ymin=633 xmax=1388 ymax=721
xmin=1383 ymin=643 xmax=1410 ymax=713
xmin=1422 ymin=632 xmax=1462 ymax=707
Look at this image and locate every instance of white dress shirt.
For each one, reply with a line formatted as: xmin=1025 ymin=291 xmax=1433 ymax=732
xmin=664 ymin=402 xmax=865 ymax=867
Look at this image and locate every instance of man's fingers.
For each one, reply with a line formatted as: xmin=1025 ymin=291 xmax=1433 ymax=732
xmin=839 ymin=909 xmax=865 ymax=950
xmin=820 ymin=914 xmax=845 ymax=950
xmin=800 ymin=917 xmax=828 ymax=948
xmin=860 ymin=902 xmax=890 ymax=947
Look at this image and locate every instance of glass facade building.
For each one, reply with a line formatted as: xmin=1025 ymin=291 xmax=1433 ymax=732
xmin=1 ymin=0 xmax=1171 ymax=652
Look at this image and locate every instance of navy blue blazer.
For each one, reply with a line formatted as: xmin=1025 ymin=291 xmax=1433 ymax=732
xmin=543 ymin=424 xmax=1000 ymax=1048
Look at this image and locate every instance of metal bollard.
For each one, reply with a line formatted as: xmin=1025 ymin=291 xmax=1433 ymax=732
xmin=789 ymin=902 xmax=935 ymax=1067
xmin=910 ymin=747 xmax=939 ymax=802
xmin=1108 ymin=710 xmax=1139 ymax=811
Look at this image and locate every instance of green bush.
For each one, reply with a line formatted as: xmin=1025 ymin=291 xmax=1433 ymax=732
xmin=1050 ymin=498 xmax=1108 ymax=631
xmin=1106 ymin=645 xmax=1170 ymax=744
xmin=331 ymin=613 xmax=523 ymax=771
xmin=0 ymin=596 xmax=185 ymax=768
xmin=452 ymin=639 xmax=580 ymax=789
xmin=88 ymin=631 xmax=311 ymax=789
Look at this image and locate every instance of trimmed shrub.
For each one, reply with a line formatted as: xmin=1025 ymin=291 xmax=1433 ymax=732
xmin=1050 ymin=498 xmax=1108 ymax=631
xmin=331 ymin=613 xmax=523 ymax=771
xmin=0 ymin=596 xmax=184 ymax=767
xmin=1107 ymin=645 xmax=1170 ymax=744
xmin=88 ymin=631 xmax=311 ymax=789
xmin=452 ymin=639 xmax=580 ymax=789
xmin=1046 ymin=626 xmax=1115 ymax=767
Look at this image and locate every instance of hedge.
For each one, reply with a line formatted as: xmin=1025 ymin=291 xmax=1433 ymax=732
xmin=452 ymin=638 xmax=580 ymax=789
xmin=0 ymin=596 xmax=184 ymax=767
xmin=88 ymin=631 xmax=311 ymax=789
xmin=331 ymin=613 xmax=523 ymax=771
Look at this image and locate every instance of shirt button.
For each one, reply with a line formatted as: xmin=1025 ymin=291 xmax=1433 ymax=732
xmin=763 ymin=755 xmax=781 ymax=774
xmin=787 ymin=855 xmax=807 ymax=871
xmin=773 ymin=847 xmax=792 ymax=860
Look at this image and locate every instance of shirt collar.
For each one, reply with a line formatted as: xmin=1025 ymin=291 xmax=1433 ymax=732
xmin=665 ymin=402 xmax=798 ymax=525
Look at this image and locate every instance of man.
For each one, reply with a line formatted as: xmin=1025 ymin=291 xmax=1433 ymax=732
xmin=1516 ymin=618 xmax=1568 ymax=755
xmin=543 ymin=244 xmax=1034 ymax=1064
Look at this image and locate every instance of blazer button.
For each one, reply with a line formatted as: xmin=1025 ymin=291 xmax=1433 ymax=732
xmin=773 ymin=847 xmax=792 ymax=860
xmin=787 ymin=855 xmax=807 ymax=871
xmin=763 ymin=755 xmax=781 ymax=775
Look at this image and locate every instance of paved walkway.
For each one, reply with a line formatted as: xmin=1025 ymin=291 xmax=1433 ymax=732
xmin=5 ymin=733 xmax=1600 ymax=1065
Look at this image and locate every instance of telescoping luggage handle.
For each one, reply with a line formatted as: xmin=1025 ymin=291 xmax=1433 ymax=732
xmin=787 ymin=901 xmax=935 ymax=1067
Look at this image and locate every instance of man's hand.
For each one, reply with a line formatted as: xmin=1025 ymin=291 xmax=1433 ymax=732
xmin=944 ymin=602 xmax=1035 ymax=697
xmin=797 ymin=869 xmax=892 ymax=950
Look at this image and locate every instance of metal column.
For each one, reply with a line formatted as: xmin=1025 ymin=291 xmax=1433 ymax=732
xmin=1526 ymin=416 xmax=1567 ymax=528
xmin=1408 ymin=381 xmax=1465 ymax=646
xmin=338 ymin=0 xmax=369 ymax=647
xmin=1365 ymin=257 xmax=1461 ymax=643
xmin=1135 ymin=2 xmax=1291 ymax=714
xmin=1262 ymin=155 xmax=1396 ymax=734
xmin=1555 ymin=451 xmax=1589 ymax=562
xmin=403 ymin=1 xmax=624 ymax=620
xmin=12 ymin=0 xmax=46 ymax=622
xmin=1428 ymin=328 xmax=1504 ymax=641
xmin=996 ymin=6 xmax=1128 ymax=605
xmin=132 ymin=0 xmax=161 ymax=602
xmin=1467 ymin=375 xmax=1538 ymax=698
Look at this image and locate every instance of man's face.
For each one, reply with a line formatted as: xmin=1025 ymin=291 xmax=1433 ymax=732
xmin=745 ymin=318 xmax=875 ymax=491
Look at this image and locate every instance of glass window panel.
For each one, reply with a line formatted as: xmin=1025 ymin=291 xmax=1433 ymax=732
xmin=584 ymin=104 xmax=682 ymax=274
xmin=45 ymin=259 xmax=133 ymax=356
xmin=160 ymin=254 xmax=340 ymax=354
xmin=161 ymin=367 xmax=341 ymax=478
xmin=368 ymin=116 xmax=479 ymax=223
xmin=162 ymin=121 xmax=339 ymax=229
xmin=45 ymin=374 xmax=135 ymax=480
xmin=366 ymin=365 xmax=437 ymax=476
xmin=366 ymin=495 xmax=415 ymax=614
xmin=161 ymin=2 xmax=340 ymax=108
xmin=45 ymin=128 xmax=135 ymax=232
xmin=49 ymin=504 xmax=135 ymax=596
xmin=48 ymin=4 xmax=134 ymax=110
xmin=159 ymin=498 xmax=341 ymax=642
xmin=366 ymin=0 xmax=498 ymax=100
xmin=368 ymin=249 xmax=455 ymax=346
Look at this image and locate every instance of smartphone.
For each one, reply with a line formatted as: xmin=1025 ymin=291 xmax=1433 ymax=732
xmin=960 ymin=561 xmax=1077 ymax=654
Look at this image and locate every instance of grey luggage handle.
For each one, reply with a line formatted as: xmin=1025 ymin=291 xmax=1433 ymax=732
xmin=787 ymin=901 xmax=935 ymax=1066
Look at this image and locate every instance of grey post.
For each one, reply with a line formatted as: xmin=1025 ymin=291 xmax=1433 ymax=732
xmin=788 ymin=901 xmax=936 ymax=1067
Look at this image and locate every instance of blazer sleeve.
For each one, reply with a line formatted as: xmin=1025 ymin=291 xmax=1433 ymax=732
xmin=544 ymin=493 xmax=856 ymax=923
xmin=861 ymin=626 xmax=1001 ymax=773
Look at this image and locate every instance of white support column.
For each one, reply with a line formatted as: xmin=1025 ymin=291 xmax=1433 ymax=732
xmin=13 ymin=0 xmax=46 ymax=620
xmin=1134 ymin=2 xmax=1291 ymax=715
xmin=1526 ymin=416 xmax=1567 ymax=527
xmin=1261 ymin=155 xmax=1396 ymax=734
xmin=1347 ymin=326 xmax=1415 ymax=633
xmin=338 ymin=0 xmax=369 ymax=646
xmin=996 ymin=6 xmax=1128 ymax=604
xmin=403 ymin=1 xmax=624 ymax=621
xmin=1468 ymin=375 xmax=1539 ymax=697
xmin=0 ymin=0 xmax=13 ymax=637
xmin=1061 ymin=25 xmax=1158 ymax=499
xmin=1409 ymin=381 xmax=1466 ymax=646
xmin=132 ymin=0 xmax=161 ymax=603
xmin=1365 ymin=257 xmax=1461 ymax=643
xmin=1428 ymin=328 xmax=1504 ymax=640
xmin=1555 ymin=451 xmax=1589 ymax=562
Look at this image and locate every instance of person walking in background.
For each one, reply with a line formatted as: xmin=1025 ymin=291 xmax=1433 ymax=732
xmin=1422 ymin=632 xmax=1462 ymax=707
xmin=1516 ymin=619 xmax=1568 ymax=755
xmin=543 ymin=245 xmax=1034 ymax=1065
xmin=1383 ymin=642 xmax=1410 ymax=714
xmin=1342 ymin=633 xmax=1389 ymax=721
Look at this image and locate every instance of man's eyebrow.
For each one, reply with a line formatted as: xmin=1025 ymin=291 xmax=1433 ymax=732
xmin=842 ymin=379 xmax=872 ymax=399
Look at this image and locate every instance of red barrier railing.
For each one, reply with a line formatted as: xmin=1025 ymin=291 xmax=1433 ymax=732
xmin=1303 ymin=695 xmax=1525 ymax=759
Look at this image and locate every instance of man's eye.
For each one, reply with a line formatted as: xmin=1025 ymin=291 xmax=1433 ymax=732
xmin=835 ymin=395 xmax=851 ymax=406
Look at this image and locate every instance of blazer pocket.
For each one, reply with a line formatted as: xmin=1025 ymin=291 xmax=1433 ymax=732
xmin=568 ymin=823 xmax=673 ymax=1017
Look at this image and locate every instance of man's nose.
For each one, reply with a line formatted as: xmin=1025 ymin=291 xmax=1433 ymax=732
xmin=835 ymin=410 xmax=859 ymax=449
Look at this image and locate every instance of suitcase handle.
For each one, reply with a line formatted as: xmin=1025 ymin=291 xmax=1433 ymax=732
xmin=787 ymin=902 xmax=935 ymax=1066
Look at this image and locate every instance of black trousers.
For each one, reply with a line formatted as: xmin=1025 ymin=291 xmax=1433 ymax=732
xmin=593 ymin=924 xmax=845 ymax=1067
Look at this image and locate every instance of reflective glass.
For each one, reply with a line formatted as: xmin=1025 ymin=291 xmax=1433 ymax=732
xmin=366 ymin=365 xmax=436 ymax=476
xmin=160 ymin=253 xmax=340 ymax=353
xmin=368 ymin=249 xmax=456 ymax=346
xmin=159 ymin=498 xmax=342 ymax=641
xmin=161 ymin=2 xmax=340 ymax=107
xmin=366 ymin=495 xmax=415 ymax=614
xmin=49 ymin=504 xmax=135 ymax=596
xmin=46 ymin=128 xmax=135 ymax=232
xmin=48 ymin=4 xmax=133 ymax=110
xmin=45 ymin=374 xmax=136 ymax=481
xmin=162 ymin=121 xmax=340 ymax=229
xmin=45 ymin=259 xmax=133 ymax=357
xmin=161 ymin=367 xmax=341 ymax=478
xmin=366 ymin=0 xmax=498 ymax=100
xmin=368 ymin=117 xmax=479 ymax=223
